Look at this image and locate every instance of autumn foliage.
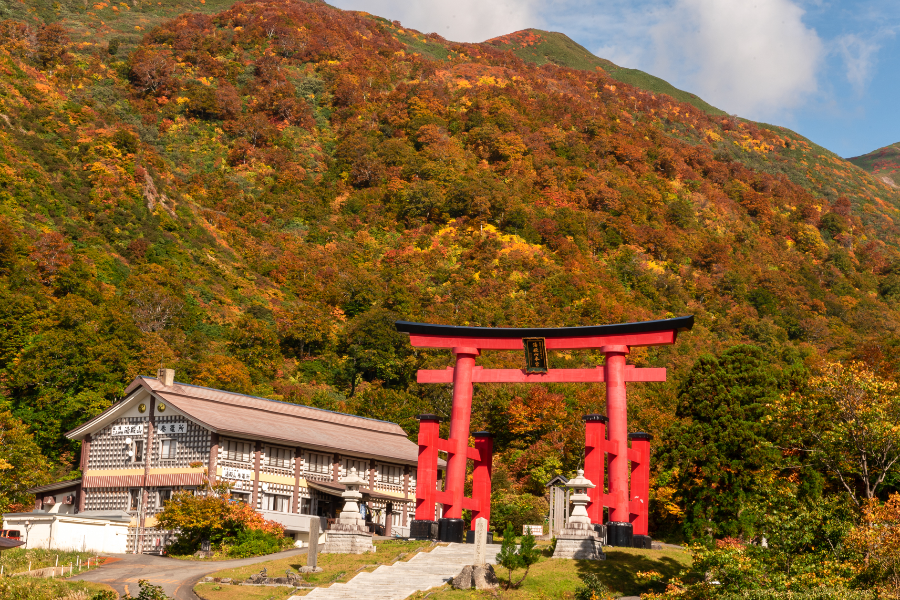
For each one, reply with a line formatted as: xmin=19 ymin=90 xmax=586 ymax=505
xmin=0 ymin=0 xmax=898 ymax=545
xmin=155 ymin=484 xmax=287 ymax=555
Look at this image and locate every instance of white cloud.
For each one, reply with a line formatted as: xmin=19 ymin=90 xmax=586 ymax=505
xmin=328 ymin=0 xmax=542 ymax=43
xmin=646 ymin=0 xmax=825 ymax=118
xmin=836 ymin=33 xmax=885 ymax=95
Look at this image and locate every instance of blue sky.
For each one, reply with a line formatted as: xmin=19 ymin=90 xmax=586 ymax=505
xmin=330 ymin=0 xmax=899 ymax=159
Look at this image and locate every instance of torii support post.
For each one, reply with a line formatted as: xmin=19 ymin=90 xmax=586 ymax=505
xmin=471 ymin=432 xmax=493 ymax=526
xmin=583 ymin=414 xmax=608 ymax=525
xmin=396 ymin=315 xmax=693 ymax=545
xmin=629 ymin=432 xmax=652 ymax=547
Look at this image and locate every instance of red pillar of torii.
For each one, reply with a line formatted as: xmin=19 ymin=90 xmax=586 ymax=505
xmin=396 ymin=316 xmax=692 ymax=546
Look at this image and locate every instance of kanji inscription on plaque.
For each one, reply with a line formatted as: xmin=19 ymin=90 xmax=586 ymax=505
xmin=523 ymin=338 xmax=549 ymax=373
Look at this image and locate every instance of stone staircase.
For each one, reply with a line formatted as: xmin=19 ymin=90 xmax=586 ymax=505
xmin=293 ymin=542 xmax=501 ymax=600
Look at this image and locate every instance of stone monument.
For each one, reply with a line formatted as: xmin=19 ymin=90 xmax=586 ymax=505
xmin=552 ymin=470 xmax=606 ymax=560
xmin=300 ymin=516 xmax=324 ymax=572
xmin=321 ymin=467 xmax=375 ymax=554
xmin=452 ymin=517 xmax=498 ymax=590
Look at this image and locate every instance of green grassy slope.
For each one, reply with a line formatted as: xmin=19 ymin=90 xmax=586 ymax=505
xmin=483 ymin=29 xmax=727 ymax=116
xmin=847 ymin=142 xmax=900 ymax=186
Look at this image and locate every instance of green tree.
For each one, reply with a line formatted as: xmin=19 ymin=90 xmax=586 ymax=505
xmin=660 ymin=345 xmax=781 ymax=541
xmin=8 ymin=295 xmax=140 ymax=458
xmin=495 ymin=523 xmax=541 ymax=590
xmin=335 ymin=308 xmax=415 ymax=396
xmin=227 ymin=316 xmax=283 ymax=383
xmin=770 ymin=362 xmax=900 ymax=506
xmin=0 ymin=410 xmax=52 ymax=513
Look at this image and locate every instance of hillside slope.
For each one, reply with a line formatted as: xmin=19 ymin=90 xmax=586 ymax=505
xmin=848 ymin=142 xmax=900 ymax=188
xmin=1 ymin=0 xmax=900 ymax=489
xmin=484 ymin=29 xmax=726 ymax=117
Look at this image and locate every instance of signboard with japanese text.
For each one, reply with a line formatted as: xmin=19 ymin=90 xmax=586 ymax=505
xmin=523 ymin=338 xmax=548 ymax=373
xmin=222 ymin=467 xmax=253 ymax=481
xmin=155 ymin=421 xmax=188 ymax=435
xmin=111 ymin=423 xmax=144 ymax=436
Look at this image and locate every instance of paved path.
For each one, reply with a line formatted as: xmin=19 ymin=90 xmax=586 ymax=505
xmin=295 ymin=543 xmax=501 ymax=600
xmin=70 ymin=548 xmax=304 ymax=600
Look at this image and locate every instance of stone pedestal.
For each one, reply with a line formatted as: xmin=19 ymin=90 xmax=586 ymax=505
xmin=321 ymin=528 xmax=375 ymax=554
xmin=553 ymin=522 xmax=606 ymax=560
xmin=552 ymin=469 xmax=606 ymax=561
xmin=321 ymin=467 xmax=375 ymax=554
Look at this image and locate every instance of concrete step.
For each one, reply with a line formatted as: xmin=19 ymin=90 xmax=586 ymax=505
xmin=296 ymin=543 xmax=500 ymax=600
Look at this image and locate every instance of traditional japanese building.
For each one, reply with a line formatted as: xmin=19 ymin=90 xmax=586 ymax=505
xmin=58 ymin=369 xmax=423 ymax=553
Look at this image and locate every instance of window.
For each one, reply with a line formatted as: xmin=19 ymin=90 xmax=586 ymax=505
xmin=231 ymin=492 xmax=251 ymax=504
xmin=300 ymin=497 xmax=312 ymax=514
xmin=262 ymin=493 xmax=290 ymax=512
xmin=160 ymin=439 xmax=177 ymax=460
xmin=132 ymin=440 xmax=144 ymax=463
xmin=266 ymin=446 xmax=292 ymax=469
xmin=344 ymin=458 xmax=368 ymax=479
xmin=157 ymin=488 xmax=172 ymax=506
xmin=128 ymin=488 xmax=142 ymax=511
xmin=379 ymin=464 xmax=403 ymax=486
xmin=304 ymin=452 xmax=331 ymax=475
xmin=223 ymin=439 xmax=252 ymax=463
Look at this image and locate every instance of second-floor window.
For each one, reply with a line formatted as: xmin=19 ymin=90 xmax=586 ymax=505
xmin=132 ymin=440 xmax=144 ymax=463
xmin=379 ymin=464 xmax=403 ymax=485
xmin=345 ymin=458 xmax=368 ymax=479
xmin=304 ymin=452 xmax=331 ymax=475
xmin=160 ymin=439 xmax=177 ymax=460
xmin=266 ymin=446 xmax=292 ymax=469
xmin=223 ymin=440 xmax=252 ymax=463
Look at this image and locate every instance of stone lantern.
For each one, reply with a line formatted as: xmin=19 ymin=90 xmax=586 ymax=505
xmin=336 ymin=467 xmax=367 ymax=527
xmin=552 ymin=470 xmax=606 ymax=560
xmin=321 ymin=467 xmax=375 ymax=554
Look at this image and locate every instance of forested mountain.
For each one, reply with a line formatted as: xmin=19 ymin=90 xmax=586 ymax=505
xmin=848 ymin=141 xmax=900 ymax=189
xmin=2 ymin=0 xmax=900 ymax=526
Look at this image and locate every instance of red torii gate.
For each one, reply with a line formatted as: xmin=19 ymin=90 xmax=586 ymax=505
xmin=395 ymin=315 xmax=693 ymax=546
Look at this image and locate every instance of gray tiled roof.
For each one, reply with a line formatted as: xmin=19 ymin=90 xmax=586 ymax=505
xmin=134 ymin=377 xmax=421 ymax=464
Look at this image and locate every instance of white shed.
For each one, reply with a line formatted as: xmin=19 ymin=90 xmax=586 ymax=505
xmin=1 ymin=510 xmax=132 ymax=554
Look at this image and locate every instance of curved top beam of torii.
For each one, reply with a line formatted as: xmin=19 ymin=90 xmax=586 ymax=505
xmin=395 ymin=315 xmax=694 ymax=350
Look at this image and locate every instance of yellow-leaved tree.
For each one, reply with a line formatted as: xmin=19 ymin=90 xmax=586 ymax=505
xmin=770 ymin=362 xmax=900 ymax=506
xmin=849 ymin=493 xmax=900 ymax=597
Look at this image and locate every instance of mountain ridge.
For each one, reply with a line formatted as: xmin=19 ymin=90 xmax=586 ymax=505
xmin=483 ymin=28 xmax=727 ymax=117
xmin=848 ymin=142 xmax=900 ymax=189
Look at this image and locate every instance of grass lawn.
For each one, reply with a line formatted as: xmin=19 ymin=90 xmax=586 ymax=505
xmin=0 ymin=577 xmax=116 ymax=600
xmin=168 ymin=543 xmax=295 ymax=562
xmin=406 ymin=547 xmax=692 ymax=599
xmin=194 ymin=540 xmax=442 ymax=600
xmin=0 ymin=548 xmax=102 ymax=575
